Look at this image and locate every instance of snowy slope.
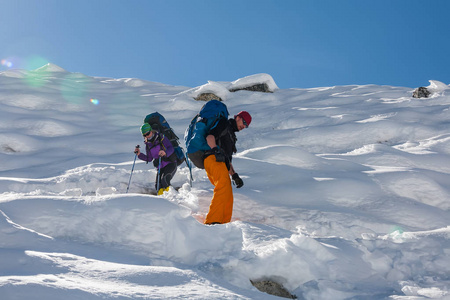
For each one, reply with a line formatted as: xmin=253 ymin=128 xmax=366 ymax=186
xmin=0 ymin=64 xmax=449 ymax=299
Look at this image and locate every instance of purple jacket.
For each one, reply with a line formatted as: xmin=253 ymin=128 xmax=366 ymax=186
xmin=138 ymin=132 xmax=175 ymax=169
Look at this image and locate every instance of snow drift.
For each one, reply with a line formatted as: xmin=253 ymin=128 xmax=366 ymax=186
xmin=0 ymin=64 xmax=449 ymax=299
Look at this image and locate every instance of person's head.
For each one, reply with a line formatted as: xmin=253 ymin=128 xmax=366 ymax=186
xmin=140 ymin=123 xmax=153 ymax=139
xmin=234 ymin=111 xmax=252 ymax=131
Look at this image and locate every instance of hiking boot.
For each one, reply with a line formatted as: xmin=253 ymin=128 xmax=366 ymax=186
xmin=157 ymin=186 xmax=170 ymax=196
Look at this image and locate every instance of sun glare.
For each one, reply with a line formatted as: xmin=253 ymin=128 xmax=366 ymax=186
xmin=1 ymin=59 xmax=13 ymax=68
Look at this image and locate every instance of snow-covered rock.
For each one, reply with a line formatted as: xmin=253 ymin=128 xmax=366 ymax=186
xmin=191 ymin=81 xmax=230 ymax=101
xmin=228 ymin=73 xmax=279 ymax=92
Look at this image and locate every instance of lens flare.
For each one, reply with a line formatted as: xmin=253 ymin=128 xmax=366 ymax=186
xmin=24 ymin=55 xmax=48 ymax=70
xmin=60 ymin=73 xmax=89 ymax=104
xmin=390 ymin=225 xmax=404 ymax=234
xmin=1 ymin=59 xmax=13 ymax=68
xmin=90 ymin=98 xmax=99 ymax=105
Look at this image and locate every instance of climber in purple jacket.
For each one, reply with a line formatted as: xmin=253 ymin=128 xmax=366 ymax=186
xmin=134 ymin=123 xmax=177 ymax=195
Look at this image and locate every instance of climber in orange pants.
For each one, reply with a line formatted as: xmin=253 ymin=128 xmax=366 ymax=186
xmin=202 ymin=111 xmax=252 ymax=225
xmin=204 ymin=155 xmax=234 ymax=224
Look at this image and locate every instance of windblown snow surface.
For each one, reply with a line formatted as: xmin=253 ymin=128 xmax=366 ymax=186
xmin=0 ymin=64 xmax=449 ymax=299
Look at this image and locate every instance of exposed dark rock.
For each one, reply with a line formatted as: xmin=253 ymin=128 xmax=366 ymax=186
xmin=412 ymin=87 xmax=431 ymax=98
xmin=250 ymin=279 xmax=297 ymax=299
xmin=194 ymin=93 xmax=222 ymax=101
xmin=230 ymin=83 xmax=272 ymax=93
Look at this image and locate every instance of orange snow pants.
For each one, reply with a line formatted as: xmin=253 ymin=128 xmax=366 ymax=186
xmin=203 ymin=155 xmax=233 ymax=224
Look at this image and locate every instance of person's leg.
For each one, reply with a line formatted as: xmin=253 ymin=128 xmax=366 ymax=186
xmin=156 ymin=163 xmax=177 ymax=194
xmin=161 ymin=163 xmax=177 ymax=188
xmin=203 ymin=155 xmax=233 ymax=224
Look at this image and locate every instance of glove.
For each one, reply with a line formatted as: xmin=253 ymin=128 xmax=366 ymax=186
xmin=134 ymin=145 xmax=140 ymax=154
xmin=212 ymin=147 xmax=226 ymax=163
xmin=232 ymin=173 xmax=244 ymax=188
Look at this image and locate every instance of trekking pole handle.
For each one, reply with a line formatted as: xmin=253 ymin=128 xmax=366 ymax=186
xmin=134 ymin=144 xmax=140 ymax=154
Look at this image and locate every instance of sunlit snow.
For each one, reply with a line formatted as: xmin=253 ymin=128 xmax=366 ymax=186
xmin=0 ymin=63 xmax=449 ymax=299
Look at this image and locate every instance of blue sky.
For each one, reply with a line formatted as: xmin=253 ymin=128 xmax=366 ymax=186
xmin=1 ymin=0 xmax=449 ymax=89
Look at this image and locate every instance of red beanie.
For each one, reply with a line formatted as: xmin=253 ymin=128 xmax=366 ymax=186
xmin=236 ymin=111 xmax=252 ymax=126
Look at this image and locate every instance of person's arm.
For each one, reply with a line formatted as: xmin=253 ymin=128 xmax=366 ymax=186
xmin=206 ymin=135 xmax=225 ymax=163
xmin=206 ymin=135 xmax=216 ymax=149
xmin=228 ymin=163 xmax=235 ymax=176
xmin=137 ymin=144 xmax=153 ymax=162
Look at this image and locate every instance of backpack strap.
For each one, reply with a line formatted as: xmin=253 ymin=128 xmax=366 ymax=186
xmin=157 ymin=133 xmax=177 ymax=164
xmin=158 ymin=133 xmax=167 ymax=152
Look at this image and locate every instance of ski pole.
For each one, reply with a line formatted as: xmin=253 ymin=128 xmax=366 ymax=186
xmin=156 ymin=156 xmax=162 ymax=193
xmin=126 ymin=145 xmax=140 ymax=193
xmin=185 ymin=151 xmax=193 ymax=187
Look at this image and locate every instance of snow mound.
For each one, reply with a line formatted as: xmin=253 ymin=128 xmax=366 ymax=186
xmin=0 ymin=69 xmax=28 ymax=78
xmin=0 ymin=195 xmax=244 ymax=265
xmin=123 ymin=78 xmax=150 ymax=87
xmin=238 ymin=145 xmax=325 ymax=169
xmin=34 ymin=63 xmax=68 ymax=73
xmin=426 ymin=80 xmax=449 ymax=93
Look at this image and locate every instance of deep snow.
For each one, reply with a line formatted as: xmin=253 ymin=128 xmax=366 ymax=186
xmin=0 ymin=64 xmax=449 ymax=299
